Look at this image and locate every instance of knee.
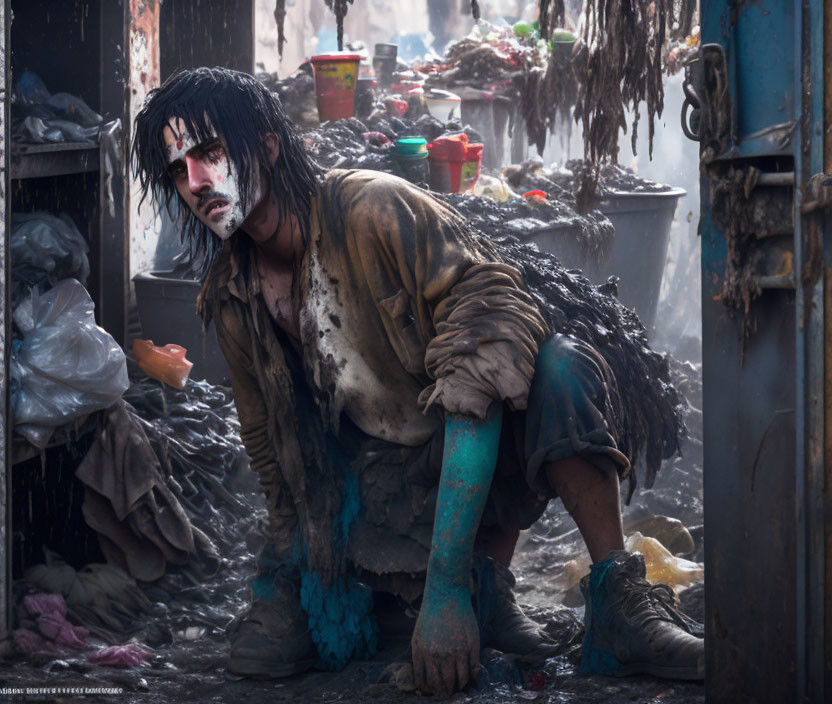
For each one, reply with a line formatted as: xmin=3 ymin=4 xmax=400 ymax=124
xmin=535 ymin=335 xmax=581 ymax=390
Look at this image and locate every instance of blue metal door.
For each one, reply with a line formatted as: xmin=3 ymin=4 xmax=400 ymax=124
xmin=694 ymin=1 xmax=829 ymax=701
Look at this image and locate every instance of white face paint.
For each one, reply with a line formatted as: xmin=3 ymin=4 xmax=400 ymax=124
xmin=164 ymin=119 xmax=262 ymax=240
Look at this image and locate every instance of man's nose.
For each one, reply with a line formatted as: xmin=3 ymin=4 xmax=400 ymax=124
xmin=186 ymin=155 xmax=213 ymax=195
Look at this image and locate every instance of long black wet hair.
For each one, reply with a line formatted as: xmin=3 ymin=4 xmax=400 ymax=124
xmin=132 ymin=67 xmax=323 ymax=279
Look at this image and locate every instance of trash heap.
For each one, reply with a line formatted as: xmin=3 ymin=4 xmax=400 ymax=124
xmin=122 ymin=377 xmax=266 ymax=647
xmin=503 ymin=158 xmax=673 ymax=212
xmin=9 ymin=213 xmax=128 ymax=448
xmin=301 ymin=115 xmax=617 ymax=262
xmin=418 ymin=20 xmax=545 ymax=99
xmin=441 ymin=192 xmax=613 ymax=268
xmin=12 ymin=70 xmax=111 ymax=144
xmin=257 ymin=65 xmax=320 ymax=131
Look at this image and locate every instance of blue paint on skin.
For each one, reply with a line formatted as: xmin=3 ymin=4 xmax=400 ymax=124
xmin=423 ymin=404 xmax=503 ymax=607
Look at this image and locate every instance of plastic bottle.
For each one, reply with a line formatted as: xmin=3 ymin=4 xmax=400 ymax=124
xmin=394 ymin=137 xmax=429 ymax=186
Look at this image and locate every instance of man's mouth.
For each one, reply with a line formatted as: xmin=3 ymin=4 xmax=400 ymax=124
xmin=203 ymin=199 xmax=230 ymax=218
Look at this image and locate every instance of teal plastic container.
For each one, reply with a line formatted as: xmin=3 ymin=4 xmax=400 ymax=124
xmin=394 ymin=137 xmax=429 ymax=185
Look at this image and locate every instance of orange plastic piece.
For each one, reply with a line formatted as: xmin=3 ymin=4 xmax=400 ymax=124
xmin=523 ymin=189 xmax=548 ymax=202
xmin=132 ymin=339 xmax=193 ymax=389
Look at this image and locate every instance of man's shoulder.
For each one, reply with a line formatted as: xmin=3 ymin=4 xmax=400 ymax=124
xmin=322 ymin=168 xmax=431 ymax=214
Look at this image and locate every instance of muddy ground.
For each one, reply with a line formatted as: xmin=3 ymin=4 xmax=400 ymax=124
xmin=0 ymin=360 xmax=704 ymax=704
xmin=0 ymin=323 xmax=704 ymax=704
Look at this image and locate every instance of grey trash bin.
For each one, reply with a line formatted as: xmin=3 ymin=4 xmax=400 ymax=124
xmin=523 ymin=188 xmax=686 ymax=331
xmin=133 ymin=271 xmax=229 ymax=385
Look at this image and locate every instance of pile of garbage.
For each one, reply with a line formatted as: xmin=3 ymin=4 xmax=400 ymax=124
xmin=304 ymin=113 xmax=476 ymax=171
xmin=12 ymin=70 xmax=108 ymax=144
xmin=421 ymin=21 xmax=543 ymax=97
xmin=441 ymin=191 xmax=614 ymax=267
xmin=257 ymin=64 xmax=320 ymax=131
xmin=122 ymin=376 xmax=265 ymax=646
xmin=9 ymin=212 xmax=127 ymax=448
xmin=503 ymin=158 xmax=673 ymax=211
xmin=10 ymin=212 xmax=90 ymax=307
xmin=302 ymin=116 xmax=617 ymax=261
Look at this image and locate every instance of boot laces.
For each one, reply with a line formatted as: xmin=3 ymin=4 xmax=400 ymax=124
xmin=614 ymin=576 xmax=688 ymax=630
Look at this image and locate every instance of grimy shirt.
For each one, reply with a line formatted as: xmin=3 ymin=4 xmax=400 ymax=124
xmin=197 ymin=169 xmax=549 ymax=576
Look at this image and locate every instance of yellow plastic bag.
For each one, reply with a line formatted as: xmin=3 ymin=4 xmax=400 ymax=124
xmin=625 ymin=532 xmax=704 ymax=590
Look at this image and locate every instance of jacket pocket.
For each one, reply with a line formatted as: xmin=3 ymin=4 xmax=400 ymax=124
xmin=378 ymin=289 xmax=426 ymax=375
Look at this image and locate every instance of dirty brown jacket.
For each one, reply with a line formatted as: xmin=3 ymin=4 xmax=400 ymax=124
xmin=197 ymin=169 xmax=549 ymax=581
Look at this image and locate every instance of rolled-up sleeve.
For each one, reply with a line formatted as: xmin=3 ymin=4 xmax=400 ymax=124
xmin=342 ymin=172 xmax=550 ymax=420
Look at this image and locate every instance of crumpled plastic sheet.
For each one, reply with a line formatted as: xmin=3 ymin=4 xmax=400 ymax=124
xmin=122 ymin=376 xmax=266 ymax=646
xmin=12 ymin=70 xmax=104 ymax=144
xmin=11 ymin=211 xmax=90 ymax=308
xmin=10 ymin=279 xmax=129 ymax=447
xmin=12 ymin=115 xmax=101 ymax=144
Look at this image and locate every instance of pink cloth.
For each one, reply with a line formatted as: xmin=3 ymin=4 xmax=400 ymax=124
xmin=17 ymin=593 xmax=88 ymax=651
xmin=36 ymin=613 xmax=88 ymax=649
xmin=23 ymin=593 xmax=67 ymax=619
xmin=16 ymin=592 xmax=151 ymax=668
xmin=87 ymin=644 xmax=151 ymax=668
xmin=13 ymin=628 xmax=58 ymax=654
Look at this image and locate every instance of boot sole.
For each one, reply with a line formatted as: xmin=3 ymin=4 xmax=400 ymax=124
xmin=614 ymin=661 xmax=704 ymax=681
xmin=227 ymin=655 xmax=318 ymax=680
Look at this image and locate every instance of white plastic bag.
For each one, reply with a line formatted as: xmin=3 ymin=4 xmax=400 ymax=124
xmin=11 ymin=279 xmax=129 ymax=446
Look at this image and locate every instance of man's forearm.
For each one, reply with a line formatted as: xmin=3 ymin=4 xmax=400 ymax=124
xmin=425 ymin=405 xmax=503 ymax=590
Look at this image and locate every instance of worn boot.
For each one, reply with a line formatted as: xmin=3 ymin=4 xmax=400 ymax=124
xmin=227 ymin=573 xmax=318 ymax=679
xmin=477 ymin=557 xmax=561 ymax=662
xmin=580 ymin=550 xmax=704 ymax=680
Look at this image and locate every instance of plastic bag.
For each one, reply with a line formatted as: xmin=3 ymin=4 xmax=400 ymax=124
xmin=45 ymin=93 xmax=102 ymax=127
xmin=15 ymin=70 xmax=51 ymax=105
xmin=624 ymin=532 xmax=704 ymax=590
xmin=11 ymin=279 xmax=129 ymax=446
xmin=11 ymin=212 xmax=90 ymax=309
xmin=11 ymin=70 xmax=103 ymax=144
xmin=12 ymin=212 xmax=90 ymax=281
xmin=13 ymin=116 xmax=64 ymax=144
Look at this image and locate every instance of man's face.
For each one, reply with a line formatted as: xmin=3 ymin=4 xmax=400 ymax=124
xmin=162 ymin=117 xmax=262 ymax=239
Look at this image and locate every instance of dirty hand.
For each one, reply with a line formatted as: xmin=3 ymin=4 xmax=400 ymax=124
xmin=411 ymin=583 xmax=480 ymax=696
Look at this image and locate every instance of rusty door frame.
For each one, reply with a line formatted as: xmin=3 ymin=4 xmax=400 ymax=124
xmin=0 ymin=0 xmax=9 ymax=641
xmin=796 ymin=1 xmax=827 ymax=700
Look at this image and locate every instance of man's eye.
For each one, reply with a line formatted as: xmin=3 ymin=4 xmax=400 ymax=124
xmin=170 ymin=164 xmax=186 ymax=179
xmin=206 ymin=146 xmax=224 ymax=164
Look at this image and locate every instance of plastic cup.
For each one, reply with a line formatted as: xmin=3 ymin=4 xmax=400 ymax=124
xmin=424 ymin=90 xmax=461 ymax=121
xmin=311 ymin=53 xmax=362 ymax=122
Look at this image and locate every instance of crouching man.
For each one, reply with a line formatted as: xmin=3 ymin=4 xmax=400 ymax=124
xmin=132 ymin=67 xmax=703 ymax=695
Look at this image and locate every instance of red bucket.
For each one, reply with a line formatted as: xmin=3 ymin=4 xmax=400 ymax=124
xmin=311 ymin=53 xmax=361 ymax=122
xmin=427 ymin=134 xmax=484 ymax=193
